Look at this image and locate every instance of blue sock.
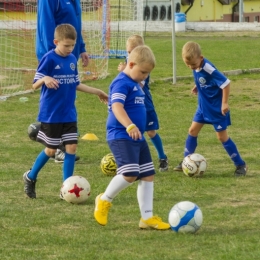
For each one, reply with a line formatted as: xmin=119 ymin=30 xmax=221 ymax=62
xmin=184 ymin=135 xmax=197 ymax=157
xmin=222 ymin=138 xmax=245 ymax=166
xmin=150 ymin=133 xmax=166 ymax=159
xmin=28 ymin=150 xmax=50 ymax=180
xmin=63 ymin=153 xmax=76 ymax=181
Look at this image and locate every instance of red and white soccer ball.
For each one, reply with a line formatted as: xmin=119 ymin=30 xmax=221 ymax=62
xmin=182 ymin=153 xmax=207 ymax=177
xmin=61 ymin=175 xmax=91 ymax=204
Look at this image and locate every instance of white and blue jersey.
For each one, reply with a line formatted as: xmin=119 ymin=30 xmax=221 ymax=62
xmin=141 ymin=76 xmax=154 ymax=111
xmin=34 ymin=50 xmax=80 ymax=123
xmin=193 ymin=58 xmax=231 ymax=124
xmin=106 ymin=72 xmax=146 ymax=141
xmin=141 ymin=76 xmax=159 ymax=131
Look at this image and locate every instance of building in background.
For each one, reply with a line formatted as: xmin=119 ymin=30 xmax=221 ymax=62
xmin=143 ymin=0 xmax=260 ymax=22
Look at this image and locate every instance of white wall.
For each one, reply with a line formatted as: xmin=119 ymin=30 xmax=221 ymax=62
xmin=144 ymin=21 xmax=260 ymax=31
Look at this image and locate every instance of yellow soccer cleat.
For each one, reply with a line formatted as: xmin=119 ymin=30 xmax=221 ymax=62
xmin=139 ymin=216 xmax=170 ymax=230
xmin=94 ymin=193 xmax=112 ymax=226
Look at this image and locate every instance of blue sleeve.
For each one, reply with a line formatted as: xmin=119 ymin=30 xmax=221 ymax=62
xmin=212 ymin=70 xmax=229 ymax=88
xmin=36 ymin=0 xmax=58 ymax=60
xmin=110 ymin=81 xmax=128 ymax=106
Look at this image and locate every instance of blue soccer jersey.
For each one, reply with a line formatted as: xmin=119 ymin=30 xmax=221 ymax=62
xmin=193 ymin=58 xmax=231 ymax=124
xmin=106 ymin=72 xmax=146 ymax=141
xmin=33 ymin=50 xmax=80 ymax=123
xmin=141 ymin=75 xmax=155 ymax=112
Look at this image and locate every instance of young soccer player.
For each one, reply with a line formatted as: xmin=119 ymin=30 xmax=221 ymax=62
xmin=23 ymin=24 xmax=108 ymax=199
xmin=118 ymin=35 xmax=168 ymax=172
xmin=174 ymin=41 xmax=247 ymax=177
xmin=36 ymin=0 xmax=89 ymax=163
xmin=94 ymin=45 xmax=170 ymax=230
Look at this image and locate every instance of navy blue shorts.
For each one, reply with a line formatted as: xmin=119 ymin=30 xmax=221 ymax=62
xmin=37 ymin=122 xmax=78 ymax=149
xmin=193 ymin=111 xmax=231 ymax=132
xmin=145 ymin=110 xmax=159 ymax=131
xmin=108 ymin=139 xmax=155 ymax=179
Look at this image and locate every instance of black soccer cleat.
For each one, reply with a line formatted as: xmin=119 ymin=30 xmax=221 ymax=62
xmin=159 ymin=157 xmax=168 ymax=172
xmin=23 ymin=170 xmax=37 ymax=198
xmin=234 ymin=164 xmax=247 ymax=177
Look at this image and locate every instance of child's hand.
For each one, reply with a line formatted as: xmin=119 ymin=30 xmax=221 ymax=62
xmin=44 ymin=76 xmax=59 ymax=90
xmin=191 ymin=85 xmax=198 ymax=95
xmin=221 ymin=103 xmax=229 ymax=116
xmin=127 ymin=126 xmax=142 ymax=140
xmin=118 ymin=62 xmax=126 ymax=72
xmin=98 ymin=91 xmax=108 ymax=104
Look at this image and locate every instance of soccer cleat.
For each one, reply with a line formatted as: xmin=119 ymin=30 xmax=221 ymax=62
xmin=173 ymin=161 xmax=183 ymax=171
xmin=54 ymin=150 xmax=80 ymax=163
xmin=54 ymin=150 xmax=65 ymax=163
xmin=159 ymin=157 xmax=168 ymax=172
xmin=23 ymin=170 xmax=37 ymax=199
xmin=234 ymin=164 xmax=247 ymax=177
xmin=139 ymin=216 xmax=170 ymax=230
xmin=94 ymin=193 xmax=112 ymax=226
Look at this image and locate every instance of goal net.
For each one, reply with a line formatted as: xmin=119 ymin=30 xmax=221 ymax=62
xmin=0 ymin=1 xmax=37 ymax=100
xmin=0 ymin=0 xmax=143 ymax=98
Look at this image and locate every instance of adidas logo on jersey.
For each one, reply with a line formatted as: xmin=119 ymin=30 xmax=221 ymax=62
xmin=133 ymin=86 xmax=138 ymax=91
xmin=55 ymin=65 xmax=61 ymax=69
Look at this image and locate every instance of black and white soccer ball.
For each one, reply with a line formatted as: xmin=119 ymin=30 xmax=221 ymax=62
xmin=182 ymin=153 xmax=207 ymax=177
xmin=28 ymin=122 xmax=41 ymax=141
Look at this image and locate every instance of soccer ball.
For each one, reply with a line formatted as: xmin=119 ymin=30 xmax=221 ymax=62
xmin=61 ymin=175 xmax=91 ymax=204
xmin=168 ymin=201 xmax=203 ymax=234
xmin=182 ymin=153 xmax=207 ymax=177
xmin=28 ymin=122 xmax=41 ymax=141
xmin=100 ymin=153 xmax=117 ymax=176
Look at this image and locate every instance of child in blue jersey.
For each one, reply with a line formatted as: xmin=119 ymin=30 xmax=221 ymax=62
xmin=23 ymin=24 xmax=108 ymax=199
xmin=36 ymin=0 xmax=89 ymax=163
xmin=94 ymin=45 xmax=170 ymax=230
xmin=174 ymin=41 xmax=247 ymax=177
xmin=118 ymin=35 xmax=168 ymax=172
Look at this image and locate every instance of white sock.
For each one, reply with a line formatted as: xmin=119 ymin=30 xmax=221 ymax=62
xmin=137 ymin=180 xmax=154 ymax=220
xmin=101 ymin=175 xmax=132 ymax=202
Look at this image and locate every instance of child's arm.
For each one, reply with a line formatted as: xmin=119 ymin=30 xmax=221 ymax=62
xmin=76 ymin=83 xmax=108 ymax=104
xmin=117 ymin=62 xmax=127 ymax=72
xmin=112 ymin=102 xmax=142 ymax=140
xmin=32 ymin=76 xmax=59 ymax=90
xmin=221 ymin=84 xmax=230 ymax=116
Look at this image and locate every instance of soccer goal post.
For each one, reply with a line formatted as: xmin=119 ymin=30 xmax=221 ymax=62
xmin=0 ymin=0 xmax=143 ymax=98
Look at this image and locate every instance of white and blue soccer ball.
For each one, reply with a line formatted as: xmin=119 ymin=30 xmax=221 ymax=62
xmin=168 ymin=201 xmax=203 ymax=233
xmin=182 ymin=153 xmax=207 ymax=177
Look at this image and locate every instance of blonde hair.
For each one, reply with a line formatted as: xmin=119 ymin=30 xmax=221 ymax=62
xmin=126 ymin=34 xmax=145 ymax=49
xmin=182 ymin=41 xmax=201 ymax=61
xmin=54 ymin=24 xmax=77 ymax=41
xmin=128 ymin=45 xmax=156 ymax=68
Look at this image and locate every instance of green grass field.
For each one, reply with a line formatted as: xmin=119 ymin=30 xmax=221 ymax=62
xmin=1 ymin=33 xmax=260 ymax=260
